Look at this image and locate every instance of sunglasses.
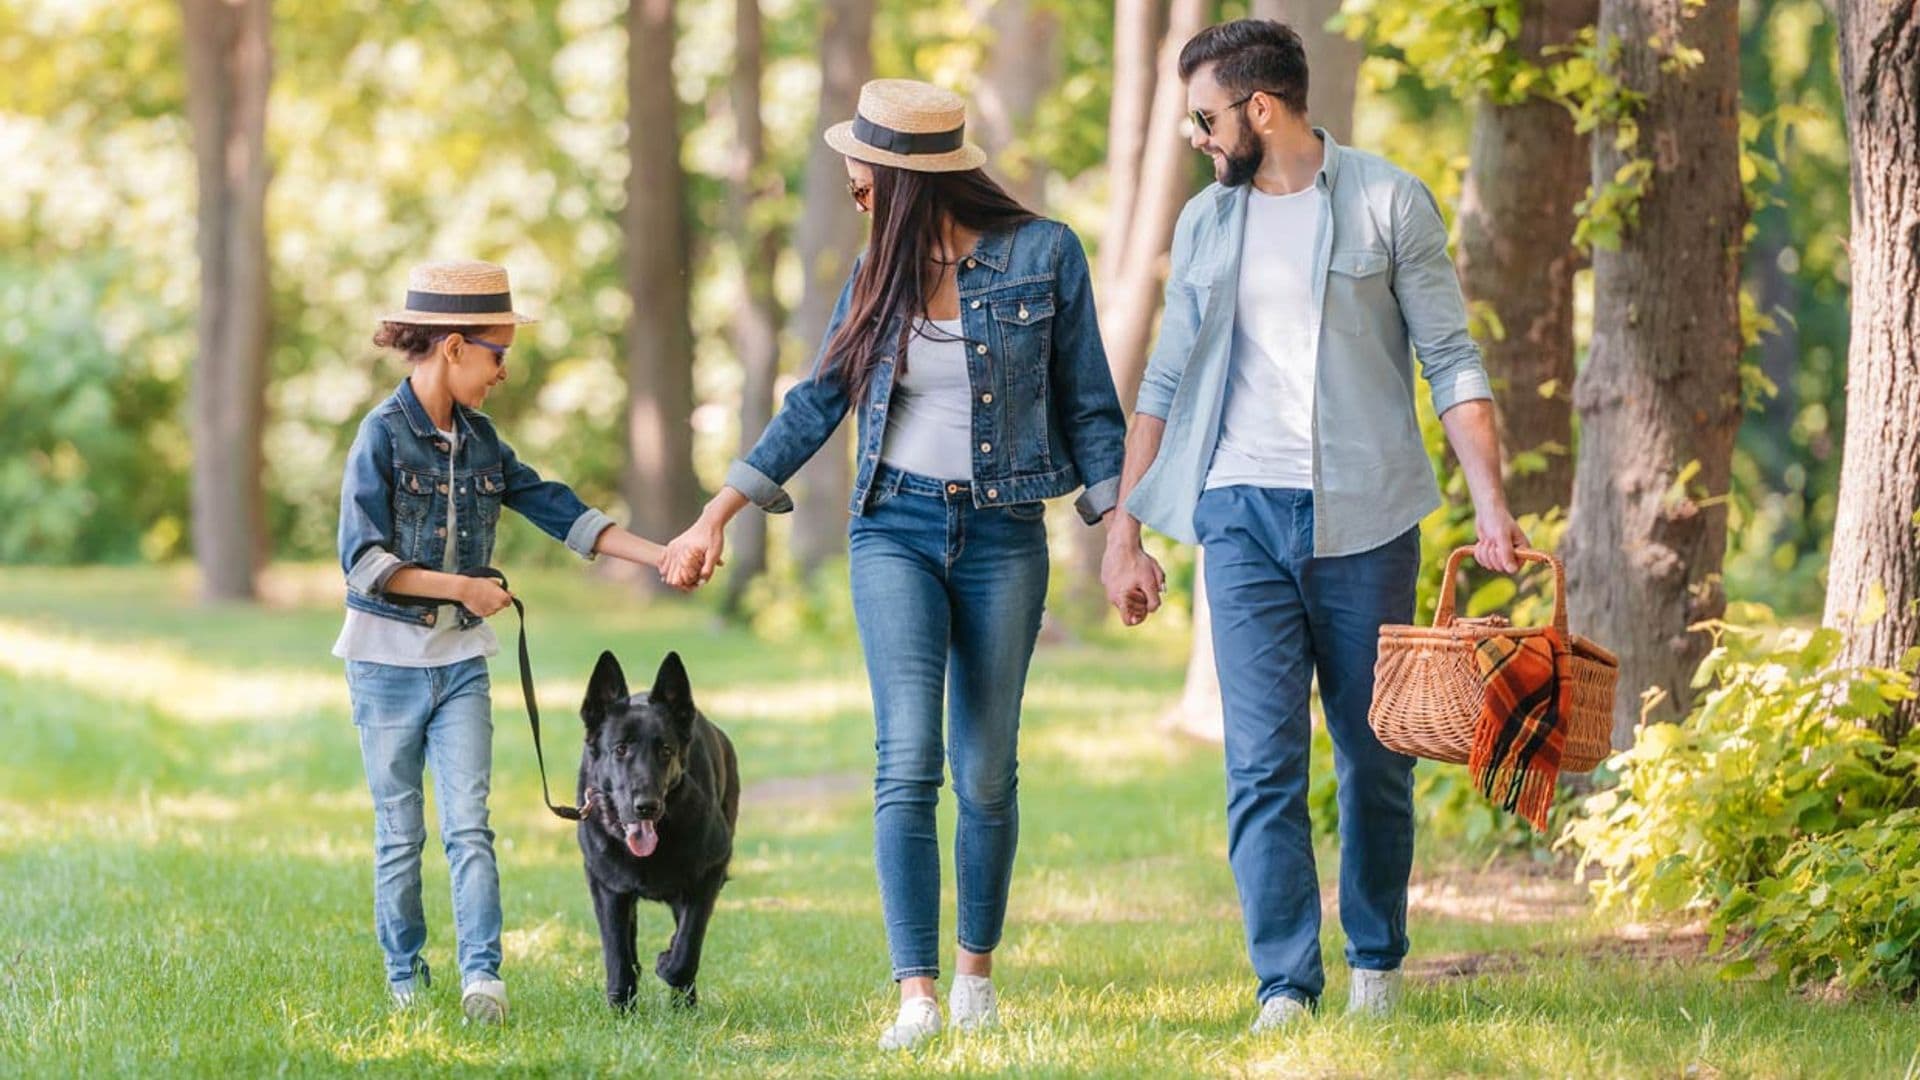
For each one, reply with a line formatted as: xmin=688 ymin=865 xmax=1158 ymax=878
xmin=846 ymin=177 xmax=872 ymax=211
xmin=1188 ymin=93 xmax=1255 ymax=138
xmin=433 ymin=333 xmax=509 ymax=366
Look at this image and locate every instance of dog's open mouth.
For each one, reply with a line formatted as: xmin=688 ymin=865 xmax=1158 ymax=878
xmin=623 ymin=820 xmax=659 ymax=858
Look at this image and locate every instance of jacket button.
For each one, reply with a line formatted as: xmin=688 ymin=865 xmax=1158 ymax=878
xmin=979 ymin=442 xmax=991 ymax=453
xmin=975 ymin=344 xmax=986 ymax=355
xmin=459 ymin=486 xmax=466 ymax=495
xmin=966 ymin=258 xmax=977 ymax=269
xmin=460 ymin=530 xmax=467 ymax=538
xmin=970 ymin=299 xmax=981 ymax=310
xmin=437 ymin=483 xmax=448 ymax=494
xmin=981 ymin=392 xmax=993 ymax=404
xmin=987 ymin=488 xmax=999 ymax=500
xmin=423 ymin=612 xmax=436 ymax=626
xmin=1018 ymin=306 xmax=1029 ymax=321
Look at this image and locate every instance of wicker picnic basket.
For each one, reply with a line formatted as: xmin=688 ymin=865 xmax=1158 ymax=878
xmin=1368 ymin=546 xmax=1619 ymax=773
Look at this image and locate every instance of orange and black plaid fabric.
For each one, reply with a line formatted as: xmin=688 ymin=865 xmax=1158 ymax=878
xmin=1468 ymin=630 xmax=1572 ymax=831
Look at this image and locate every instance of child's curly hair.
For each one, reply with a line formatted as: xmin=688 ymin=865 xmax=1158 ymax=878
xmin=373 ymin=321 xmax=489 ymax=359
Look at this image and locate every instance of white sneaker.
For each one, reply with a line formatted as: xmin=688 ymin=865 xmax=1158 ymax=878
xmin=390 ymin=982 xmax=420 ymax=1010
xmin=1347 ymin=968 xmax=1403 ymax=1017
xmin=877 ymin=995 xmax=941 ymax=1050
xmin=1250 ymin=994 xmax=1311 ymax=1033
xmin=948 ymin=974 xmax=998 ymax=1031
xmin=461 ymin=977 xmax=508 ymax=1025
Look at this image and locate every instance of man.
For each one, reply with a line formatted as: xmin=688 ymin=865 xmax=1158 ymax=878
xmin=1099 ymin=19 xmax=1526 ymax=1031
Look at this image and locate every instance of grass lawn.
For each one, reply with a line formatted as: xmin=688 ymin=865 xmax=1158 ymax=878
xmin=0 ymin=564 xmax=1913 ymax=1077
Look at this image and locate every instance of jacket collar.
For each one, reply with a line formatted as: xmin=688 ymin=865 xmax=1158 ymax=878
xmin=967 ymin=226 xmax=1015 ymax=272
xmin=393 ymin=376 xmax=477 ymax=441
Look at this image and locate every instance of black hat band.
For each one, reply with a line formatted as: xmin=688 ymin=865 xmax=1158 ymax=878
xmin=852 ymin=114 xmax=965 ymax=156
xmin=405 ymin=290 xmax=513 ymax=314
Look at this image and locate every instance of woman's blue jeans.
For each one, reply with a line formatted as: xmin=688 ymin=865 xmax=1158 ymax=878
xmin=849 ymin=466 xmax=1050 ymax=981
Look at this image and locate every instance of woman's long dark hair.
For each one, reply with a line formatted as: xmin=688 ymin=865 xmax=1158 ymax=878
xmin=823 ymin=164 xmax=1037 ymax=402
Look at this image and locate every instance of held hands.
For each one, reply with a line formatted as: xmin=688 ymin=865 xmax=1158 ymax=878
xmin=1101 ymin=538 xmax=1166 ymax=627
xmin=660 ymin=512 xmax=726 ymax=591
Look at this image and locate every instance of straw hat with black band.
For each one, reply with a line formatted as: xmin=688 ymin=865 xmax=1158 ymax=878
xmin=381 ymin=260 xmax=538 ymax=326
xmin=824 ymin=79 xmax=987 ymax=173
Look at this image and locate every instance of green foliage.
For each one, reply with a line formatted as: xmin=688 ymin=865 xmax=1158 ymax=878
xmin=1717 ymin=808 xmax=1920 ymax=997
xmin=1563 ymin=610 xmax=1920 ymax=993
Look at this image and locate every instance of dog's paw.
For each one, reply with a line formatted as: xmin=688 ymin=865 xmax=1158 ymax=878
xmin=669 ymin=983 xmax=698 ymax=1009
xmin=607 ymin=984 xmax=638 ymax=1012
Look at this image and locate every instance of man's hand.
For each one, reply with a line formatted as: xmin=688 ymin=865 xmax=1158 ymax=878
xmin=461 ymin=577 xmax=514 ymax=618
xmin=1101 ymin=539 xmax=1166 ymax=627
xmin=1473 ymin=505 xmax=1529 ymax=574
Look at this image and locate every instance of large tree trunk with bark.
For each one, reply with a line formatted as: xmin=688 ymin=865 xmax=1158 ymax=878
xmin=182 ymin=0 xmax=271 ymax=604
xmin=723 ymin=0 xmax=785 ymax=613
xmin=1824 ymin=0 xmax=1920 ymax=743
xmin=972 ymin=0 xmax=1059 ymax=211
xmin=788 ymin=0 xmax=875 ymax=577
xmin=1564 ymin=0 xmax=1746 ymax=747
xmin=1455 ymin=0 xmax=1595 ymax=519
xmin=625 ymin=0 xmax=701 ymax=565
xmin=1251 ymin=0 xmax=1361 ymax=144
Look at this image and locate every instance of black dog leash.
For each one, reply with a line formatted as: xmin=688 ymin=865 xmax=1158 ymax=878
xmin=391 ymin=568 xmax=587 ymax=823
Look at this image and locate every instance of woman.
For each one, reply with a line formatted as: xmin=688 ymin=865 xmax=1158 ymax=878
xmin=664 ymin=79 xmax=1127 ymax=1048
xmin=336 ymin=261 xmax=677 ymax=1022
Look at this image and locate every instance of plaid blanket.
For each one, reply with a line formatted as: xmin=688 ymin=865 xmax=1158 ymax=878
xmin=1468 ymin=629 xmax=1572 ymax=831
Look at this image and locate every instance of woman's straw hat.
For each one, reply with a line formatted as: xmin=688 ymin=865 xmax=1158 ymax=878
xmin=381 ymin=260 xmax=537 ymax=326
xmin=824 ymin=79 xmax=987 ymax=173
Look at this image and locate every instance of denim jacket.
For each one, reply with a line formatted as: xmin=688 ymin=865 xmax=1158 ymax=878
xmin=1128 ymin=130 xmax=1493 ymax=556
xmin=723 ymin=218 xmax=1127 ymax=524
xmin=338 ymin=378 xmax=613 ymax=628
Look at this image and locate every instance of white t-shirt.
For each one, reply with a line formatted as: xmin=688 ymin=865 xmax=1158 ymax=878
xmin=333 ymin=425 xmax=500 ymax=667
xmin=880 ymin=318 xmax=974 ymax=481
xmin=1205 ymin=176 xmax=1326 ymax=492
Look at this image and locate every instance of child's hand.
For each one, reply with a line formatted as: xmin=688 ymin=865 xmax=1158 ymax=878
xmin=662 ymin=516 xmax=725 ymax=590
xmin=461 ymin=577 xmax=514 ymax=618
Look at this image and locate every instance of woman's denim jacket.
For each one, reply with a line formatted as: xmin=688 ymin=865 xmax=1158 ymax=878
xmin=723 ymin=218 xmax=1127 ymax=523
xmin=337 ymin=378 xmax=613 ymax=629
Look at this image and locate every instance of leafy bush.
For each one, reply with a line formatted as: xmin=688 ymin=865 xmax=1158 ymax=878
xmin=1562 ymin=608 xmax=1920 ymax=993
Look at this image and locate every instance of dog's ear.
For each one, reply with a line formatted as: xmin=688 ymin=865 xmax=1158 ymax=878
xmin=582 ymin=650 xmax=629 ymax=730
xmin=648 ymin=651 xmax=695 ymax=735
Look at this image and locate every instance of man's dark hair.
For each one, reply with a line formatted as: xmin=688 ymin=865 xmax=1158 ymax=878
xmin=1177 ymin=19 xmax=1309 ymax=115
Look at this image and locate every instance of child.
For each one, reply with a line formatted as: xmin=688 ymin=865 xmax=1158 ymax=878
xmin=335 ymin=260 xmax=680 ymax=1022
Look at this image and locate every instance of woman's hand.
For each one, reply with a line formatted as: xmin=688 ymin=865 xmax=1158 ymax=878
xmin=661 ymin=513 xmax=726 ymax=590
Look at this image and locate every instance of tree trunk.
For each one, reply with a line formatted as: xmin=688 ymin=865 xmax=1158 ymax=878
xmin=789 ymin=0 xmax=875 ymax=577
xmin=1096 ymin=0 xmax=1162 ymax=299
xmin=1250 ymin=0 xmax=1361 ymax=144
xmin=1454 ymin=0 xmax=1594 ymax=519
xmin=625 ymin=0 xmax=700 ymax=565
xmin=971 ymin=0 xmax=1060 ymax=211
xmin=1824 ymin=0 xmax=1920 ymax=744
xmin=1564 ymin=0 xmax=1746 ymax=747
xmin=181 ymin=0 xmax=271 ymax=604
xmin=723 ymin=0 xmax=784 ymax=614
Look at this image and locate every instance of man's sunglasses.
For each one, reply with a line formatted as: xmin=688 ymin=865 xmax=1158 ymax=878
xmin=432 ymin=333 xmax=509 ymax=365
xmin=1189 ymin=93 xmax=1256 ymax=138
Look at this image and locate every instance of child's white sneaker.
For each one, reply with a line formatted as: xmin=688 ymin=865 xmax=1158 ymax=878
xmin=1347 ymin=968 xmax=1403 ymax=1017
xmin=461 ymin=977 xmax=508 ymax=1025
xmin=1250 ymin=994 xmax=1311 ymax=1033
xmin=877 ymin=994 xmax=941 ymax=1050
xmin=948 ymin=974 xmax=998 ymax=1031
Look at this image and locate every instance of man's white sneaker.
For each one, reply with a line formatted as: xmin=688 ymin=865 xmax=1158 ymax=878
xmin=948 ymin=974 xmax=999 ymax=1031
xmin=390 ymin=981 xmax=420 ymax=1010
xmin=1347 ymin=968 xmax=1403 ymax=1017
xmin=877 ymin=995 xmax=942 ymax=1050
xmin=1250 ymin=994 xmax=1311 ymax=1033
xmin=461 ymin=977 xmax=508 ymax=1025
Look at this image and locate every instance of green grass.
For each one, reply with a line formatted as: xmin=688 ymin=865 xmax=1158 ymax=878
xmin=0 ymin=565 xmax=1913 ymax=1077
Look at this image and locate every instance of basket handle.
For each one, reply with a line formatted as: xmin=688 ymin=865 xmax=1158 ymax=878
xmin=1432 ymin=545 xmax=1568 ymax=636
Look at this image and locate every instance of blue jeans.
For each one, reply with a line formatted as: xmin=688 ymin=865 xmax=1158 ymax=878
xmin=1193 ymin=486 xmax=1420 ymax=1007
xmin=849 ymin=466 xmax=1050 ymax=981
xmin=346 ymin=657 xmax=502 ymax=990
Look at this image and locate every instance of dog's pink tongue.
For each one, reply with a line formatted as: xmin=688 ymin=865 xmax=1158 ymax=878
xmin=624 ymin=821 xmax=658 ymax=859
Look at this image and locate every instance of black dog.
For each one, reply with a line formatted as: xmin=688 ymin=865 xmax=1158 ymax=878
xmin=577 ymin=650 xmax=739 ymax=1008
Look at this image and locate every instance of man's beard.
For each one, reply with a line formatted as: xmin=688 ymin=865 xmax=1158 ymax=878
xmin=1220 ymin=127 xmax=1263 ymax=187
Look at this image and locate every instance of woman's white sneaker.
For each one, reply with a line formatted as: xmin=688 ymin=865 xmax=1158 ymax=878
xmin=461 ymin=977 xmax=508 ymax=1025
xmin=877 ymin=995 xmax=942 ymax=1050
xmin=948 ymin=974 xmax=999 ymax=1031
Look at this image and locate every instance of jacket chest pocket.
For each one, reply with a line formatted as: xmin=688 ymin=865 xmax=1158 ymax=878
xmin=471 ymin=467 xmax=505 ymax=529
xmin=391 ymin=465 xmax=442 ymax=563
xmin=990 ymin=296 xmax=1055 ymax=462
xmin=1325 ymin=249 xmax=1391 ymax=336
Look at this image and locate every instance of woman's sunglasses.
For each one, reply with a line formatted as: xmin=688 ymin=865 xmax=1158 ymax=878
xmin=432 ymin=333 xmax=509 ymax=366
xmin=846 ymin=177 xmax=872 ymax=211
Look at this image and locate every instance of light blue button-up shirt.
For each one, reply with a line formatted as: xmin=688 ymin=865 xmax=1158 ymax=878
xmin=1127 ymin=130 xmax=1493 ymax=557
